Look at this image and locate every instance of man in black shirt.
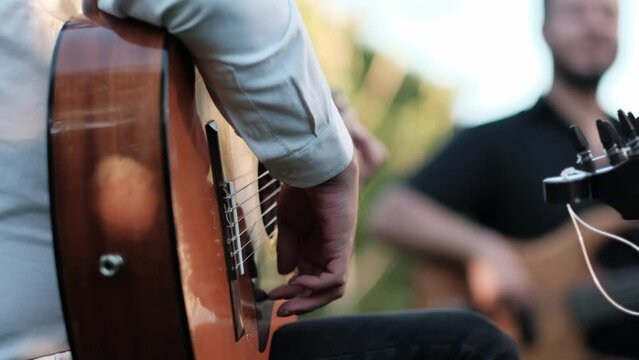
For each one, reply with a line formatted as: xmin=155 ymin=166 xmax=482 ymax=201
xmin=372 ymin=0 xmax=639 ymax=357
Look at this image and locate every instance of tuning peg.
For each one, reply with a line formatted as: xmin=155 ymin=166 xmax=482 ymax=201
xmin=618 ymin=110 xmax=637 ymax=139
xmin=597 ymin=119 xmax=627 ymax=165
xmin=629 ymin=112 xmax=639 ymax=131
xmin=569 ymin=125 xmax=595 ymax=172
xmin=570 ymin=125 xmax=589 ymax=152
xmin=619 ymin=110 xmax=639 ymax=152
xmin=597 ymin=119 xmax=621 ymax=148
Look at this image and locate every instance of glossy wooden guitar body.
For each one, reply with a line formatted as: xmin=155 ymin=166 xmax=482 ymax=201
xmin=48 ymin=13 xmax=290 ymax=359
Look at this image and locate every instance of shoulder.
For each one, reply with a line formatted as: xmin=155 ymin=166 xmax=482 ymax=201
xmin=457 ymin=100 xmax=556 ymax=145
xmin=451 ymin=107 xmax=536 ymax=150
xmin=467 ymin=106 xmax=539 ymax=137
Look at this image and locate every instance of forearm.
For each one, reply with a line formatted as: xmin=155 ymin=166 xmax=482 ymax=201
xmin=97 ymin=0 xmax=353 ymax=188
xmin=370 ymin=185 xmax=511 ymax=262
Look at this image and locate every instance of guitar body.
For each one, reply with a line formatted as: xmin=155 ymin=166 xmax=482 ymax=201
xmin=412 ymin=207 xmax=631 ymax=360
xmin=48 ymin=14 xmax=291 ymax=359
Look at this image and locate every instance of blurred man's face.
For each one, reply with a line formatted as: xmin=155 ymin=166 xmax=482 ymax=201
xmin=544 ymin=0 xmax=618 ymax=89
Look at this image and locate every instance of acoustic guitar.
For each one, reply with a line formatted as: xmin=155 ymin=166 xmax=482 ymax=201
xmin=412 ymin=206 xmax=638 ymax=360
xmin=48 ymin=5 xmax=291 ymax=359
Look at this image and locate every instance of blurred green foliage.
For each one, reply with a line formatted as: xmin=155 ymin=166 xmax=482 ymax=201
xmin=298 ymin=0 xmax=455 ymax=316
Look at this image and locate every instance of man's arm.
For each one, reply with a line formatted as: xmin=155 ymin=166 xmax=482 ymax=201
xmin=368 ymin=124 xmax=537 ymax=312
xmin=97 ymin=0 xmax=358 ymax=315
xmin=371 ymin=185 xmax=512 ymax=262
xmin=369 ymin=129 xmax=509 ymax=263
xmin=370 ymin=185 xmax=532 ymax=310
xmin=332 ymin=90 xmax=387 ymax=183
xmin=98 ymin=0 xmax=353 ymax=187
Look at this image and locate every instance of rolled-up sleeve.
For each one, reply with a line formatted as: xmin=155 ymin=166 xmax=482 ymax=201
xmin=97 ymin=0 xmax=353 ymax=188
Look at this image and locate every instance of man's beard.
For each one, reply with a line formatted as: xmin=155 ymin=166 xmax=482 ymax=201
xmin=553 ymin=56 xmax=605 ymax=92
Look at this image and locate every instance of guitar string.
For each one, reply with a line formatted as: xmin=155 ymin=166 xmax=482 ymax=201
xmin=220 ymin=180 xmax=280 ymax=226
xmin=236 ymin=217 xmax=277 ymax=266
xmin=229 ymin=214 xmax=278 ymax=263
xmin=226 ymin=170 xmax=271 ymax=196
xmin=234 ymin=216 xmax=279 ymax=269
xmin=237 ymin=214 xmax=279 ymax=254
xmin=220 ymin=177 xmax=280 ymax=264
xmin=218 ymin=169 xmax=282 ymax=266
xmin=233 ymin=202 xmax=278 ymax=252
xmin=226 ymin=178 xmax=279 ymax=211
xmin=227 ymin=187 xmax=281 ymax=227
xmin=567 ymin=204 xmax=639 ymax=316
xmin=267 ymin=224 xmax=278 ymax=238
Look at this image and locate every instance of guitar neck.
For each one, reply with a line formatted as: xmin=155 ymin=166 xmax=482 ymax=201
xmin=568 ymin=268 xmax=639 ymax=329
xmin=541 ymin=205 xmax=631 ymax=255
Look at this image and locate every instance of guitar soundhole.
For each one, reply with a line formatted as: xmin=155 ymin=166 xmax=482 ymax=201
xmin=257 ymin=163 xmax=280 ymax=238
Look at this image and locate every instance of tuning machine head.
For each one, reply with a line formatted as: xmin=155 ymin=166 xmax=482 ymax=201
xmin=628 ymin=112 xmax=639 ymax=130
xmin=569 ymin=125 xmax=595 ymax=172
xmin=597 ymin=119 xmax=627 ymax=166
xmin=618 ymin=109 xmax=639 ymax=152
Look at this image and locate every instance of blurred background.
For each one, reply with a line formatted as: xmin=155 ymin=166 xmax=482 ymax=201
xmin=317 ymin=0 xmax=638 ymax=126
xmin=297 ymin=0 xmax=639 ymax=316
xmin=296 ymin=1 xmax=639 ymax=358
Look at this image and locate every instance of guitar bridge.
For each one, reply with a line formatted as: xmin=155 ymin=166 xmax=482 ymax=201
xmin=204 ymin=120 xmax=280 ymax=346
xmin=205 ymin=121 xmax=246 ymax=341
xmin=222 ymin=181 xmax=245 ymax=276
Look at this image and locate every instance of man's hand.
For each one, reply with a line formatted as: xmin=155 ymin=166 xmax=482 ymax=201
xmin=268 ymin=158 xmax=359 ymax=316
xmin=332 ymin=90 xmax=387 ymax=182
xmin=467 ymin=245 xmax=535 ymax=320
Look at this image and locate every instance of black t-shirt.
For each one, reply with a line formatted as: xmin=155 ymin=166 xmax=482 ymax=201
xmin=407 ymin=97 xmax=638 ymax=268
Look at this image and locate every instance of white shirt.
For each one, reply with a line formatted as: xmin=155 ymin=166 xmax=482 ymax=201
xmin=0 ymin=0 xmax=352 ymax=358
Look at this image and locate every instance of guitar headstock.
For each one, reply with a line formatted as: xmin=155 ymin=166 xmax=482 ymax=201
xmin=543 ymin=110 xmax=639 ymax=220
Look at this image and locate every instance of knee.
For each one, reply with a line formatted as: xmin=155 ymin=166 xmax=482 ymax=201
xmin=438 ymin=311 xmax=520 ymax=360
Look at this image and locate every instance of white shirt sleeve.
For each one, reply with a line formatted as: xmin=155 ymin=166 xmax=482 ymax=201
xmin=97 ymin=0 xmax=353 ymax=188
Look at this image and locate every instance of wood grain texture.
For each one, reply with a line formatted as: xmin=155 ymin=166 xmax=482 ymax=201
xmin=49 ymin=14 xmax=293 ymax=359
xmin=49 ymin=16 xmax=192 ymax=359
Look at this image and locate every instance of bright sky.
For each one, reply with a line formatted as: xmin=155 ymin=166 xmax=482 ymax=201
xmin=323 ymin=0 xmax=639 ymax=126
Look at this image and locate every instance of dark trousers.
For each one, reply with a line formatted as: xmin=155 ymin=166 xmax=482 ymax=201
xmin=269 ymin=310 xmax=520 ymax=360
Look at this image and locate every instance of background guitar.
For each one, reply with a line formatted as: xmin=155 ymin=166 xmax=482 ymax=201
xmin=412 ymin=205 xmax=638 ymax=360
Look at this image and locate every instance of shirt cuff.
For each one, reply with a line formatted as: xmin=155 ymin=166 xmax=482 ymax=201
xmin=264 ymin=104 xmax=354 ymax=188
